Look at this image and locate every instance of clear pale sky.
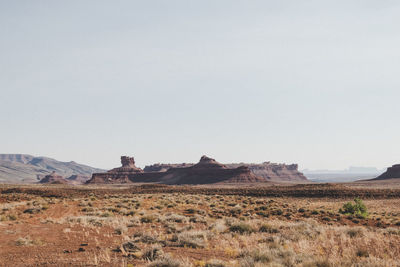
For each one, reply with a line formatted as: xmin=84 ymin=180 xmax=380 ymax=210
xmin=1 ymin=1 xmax=399 ymax=170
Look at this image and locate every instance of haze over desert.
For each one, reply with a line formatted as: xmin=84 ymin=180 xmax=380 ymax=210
xmin=1 ymin=1 xmax=400 ymax=266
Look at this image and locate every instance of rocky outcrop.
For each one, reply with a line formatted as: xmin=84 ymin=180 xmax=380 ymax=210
xmin=143 ymin=163 xmax=193 ymax=172
xmin=66 ymin=175 xmax=90 ymax=184
xmin=372 ymin=164 xmax=400 ymax=180
xmin=88 ymin=156 xmax=144 ymax=184
xmin=39 ymin=171 xmax=69 ymax=184
xmin=158 ymin=156 xmax=264 ymax=184
xmin=88 ymin=155 xmax=265 ymax=185
xmin=144 ymin=161 xmax=307 ymax=182
xmin=227 ymin=162 xmax=307 ymax=182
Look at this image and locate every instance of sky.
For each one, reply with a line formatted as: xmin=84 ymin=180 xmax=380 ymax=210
xmin=1 ymin=1 xmax=400 ymax=170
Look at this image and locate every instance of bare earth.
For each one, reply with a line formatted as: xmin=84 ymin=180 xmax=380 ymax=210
xmin=1 ymin=182 xmax=400 ymax=266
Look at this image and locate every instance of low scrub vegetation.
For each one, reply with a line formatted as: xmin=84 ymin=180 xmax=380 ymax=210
xmin=0 ymin=186 xmax=399 ymax=266
xmin=339 ymin=198 xmax=368 ymax=218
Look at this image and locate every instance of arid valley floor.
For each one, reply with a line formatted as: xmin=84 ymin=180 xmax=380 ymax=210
xmin=1 ymin=183 xmax=400 ymax=267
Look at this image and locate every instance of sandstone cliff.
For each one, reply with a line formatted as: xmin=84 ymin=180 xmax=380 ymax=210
xmin=144 ymin=160 xmax=307 ymax=182
xmin=88 ymin=156 xmax=144 ymax=184
xmin=372 ymin=164 xmax=400 ymax=180
xmin=227 ymin=162 xmax=307 ymax=182
xmin=158 ymin=156 xmax=264 ymax=185
xmin=143 ymin=163 xmax=193 ymax=172
xmin=88 ymin=156 xmax=265 ymax=185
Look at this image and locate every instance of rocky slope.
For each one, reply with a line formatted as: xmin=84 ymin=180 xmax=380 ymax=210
xmin=88 ymin=156 xmax=144 ymax=184
xmin=143 ymin=163 xmax=193 ymax=172
xmin=66 ymin=175 xmax=91 ymax=185
xmin=158 ymin=156 xmax=264 ymax=184
xmin=88 ymin=156 xmax=265 ymax=185
xmin=144 ymin=161 xmax=307 ymax=182
xmin=39 ymin=171 xmax=69 ymax=184
xmin=0 ymin=154 xmax=105 ymax=183
xmin=227 ymin=162 xmax=307 ymax=182
xmin=371 ymin=164 xmax=400 ymax=180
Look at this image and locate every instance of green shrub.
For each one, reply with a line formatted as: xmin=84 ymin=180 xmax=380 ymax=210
xmin=339 ymin=198 xmax=368 ymax=218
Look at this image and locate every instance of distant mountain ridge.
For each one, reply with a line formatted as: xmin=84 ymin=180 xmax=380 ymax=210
xmin=302 ymin=166 xmax=385 ymax=182
xmin=0 ymin=154 xmax=105 ymax=183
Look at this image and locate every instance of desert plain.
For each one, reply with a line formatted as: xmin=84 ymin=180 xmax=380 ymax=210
xmin=1 ymin=182 xmax=400 ymax=267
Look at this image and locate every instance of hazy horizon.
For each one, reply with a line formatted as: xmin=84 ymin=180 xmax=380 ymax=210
xmin=1 ymin=1 xmax=400 ymax=170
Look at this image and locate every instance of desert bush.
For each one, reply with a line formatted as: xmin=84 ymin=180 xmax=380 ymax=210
xmin=134 ymin=232 xmax=164 ymax=245
xmin=356 ymin=248 xmax=369 ymax=257
xmin=142 ymin=246 xmax=164 ymax=261
xmin=322 ymin=217 xmax=331 ymax=222
xmin=339 ymin=198 xmax=368 ymax=218
xmin=8 ymin=214 xmax=17 ymax=221
xmin=141 ymin=215 xmax=157 ymax=223
xmin=346 ymin=228 xmax=363 ymax=238
xmin=146 ymin=255 xmax=181 ymax=267
xmin=121 ymin=241 xmax=140 ymax=253
xmin=204 ymin=259 xmax=227 ymax=267
xmin=24 ymin=208 xmax=41 ymax=214
xmin=303 ymin=259 xmax=331 ymax=267
xmin=189 ymin=215 xmax=207 ymax=224
xmin=259 ymin=224 xmax=279 ymax=233
xmin=384 ymin=227 xmax=400 ymax=235
xmin=173 ymin=231 xmax=207 ymax=248
xmin=164 ymin=213 xmax=188 ymax=223
xmin=239 ymin=249 xmax=272 ymax=264
xmin=229 ymin=223 xmax=254 ymax=234
xmin=114 ymin=225 xmax=127 ymax=235
xmin=15 ymin=236 xmax=33 ymax=246
xmin=230 ymin=206 xmax=243 ymax=215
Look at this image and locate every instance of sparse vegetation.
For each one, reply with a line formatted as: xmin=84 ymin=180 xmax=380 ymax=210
xmin=229 ymin=223 xmax=254 ymax=234
xmin=0 ymin=184 xmax=399 ymax=266
xmin=339 ymin=198 xmax=368 ymax=218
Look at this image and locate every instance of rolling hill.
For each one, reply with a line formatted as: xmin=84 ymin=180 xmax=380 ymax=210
xmin=0 ymin=154 xmax=105 ymax=183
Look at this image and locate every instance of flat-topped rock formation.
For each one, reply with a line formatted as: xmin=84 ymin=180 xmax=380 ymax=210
xmin=143 ymin=163 xmax=193 ymax=172
xmin=227 ymin=162 xmax=307 ymax=182
xmin=88 ymin=156 xmax=144 ymax=184
xmin=372 ymin=164 xmax=400 ymax=180
xmin=88 ymin=155 xmax=265 ymax=185
xmin=39 ymin=171 xmax=69 ymax=184
xmin=159 ymin=156 xmax=264 ymax=184
xmin=144 ymin=160 xmax=307 ymax=182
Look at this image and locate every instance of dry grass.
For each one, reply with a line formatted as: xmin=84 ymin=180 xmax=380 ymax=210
xmin=0 ymin=188 xmax=400 ymax=266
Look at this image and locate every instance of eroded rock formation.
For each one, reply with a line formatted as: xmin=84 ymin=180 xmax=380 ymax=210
xmin=88 ymin=156 xmax=144 ymax=184
xmin=39 ymin=171 xmax=69 ymax=184
xmin=144 ymin=160 xmax=307 ymax=182
xmin=143 ymin=163 xmax=193 ymax=172
xmin=372 ymin=164 xmax=400 ymax=180
xmin=158 ymin=156 xmax=264 ymax=184
xmin=88 ymin=155 xmax=265 ymax=184
xmin=66 ymin=175 xmax=90 ymax=185
xmin=227 ymin=162 xmax=307 ymax=182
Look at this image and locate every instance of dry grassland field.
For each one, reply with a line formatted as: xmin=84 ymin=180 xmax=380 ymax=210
xmin=1 ymin=184 xmax=400 ymax=267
